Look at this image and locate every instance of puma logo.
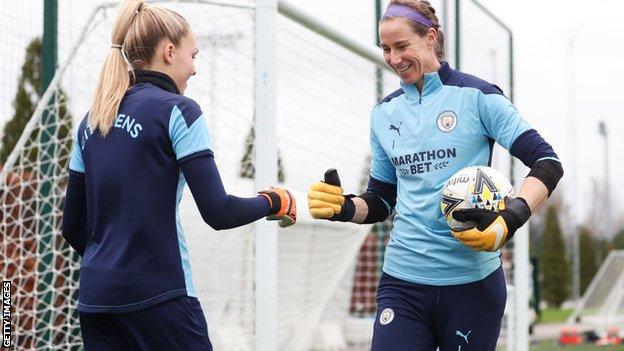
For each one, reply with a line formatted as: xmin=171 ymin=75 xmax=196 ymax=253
xmin=389 ymin=122 xmax=403 ymax=136
xmin=455 ymin=330 xmax=471 ymax=344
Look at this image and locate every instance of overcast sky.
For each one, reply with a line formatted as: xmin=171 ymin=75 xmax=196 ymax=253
xmin=2 ymin=0 xmax=622 ymax=233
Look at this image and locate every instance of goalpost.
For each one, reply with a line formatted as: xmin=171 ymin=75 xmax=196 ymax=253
xmin=568 ymin=250 xmax=624 ymax=327
xmin=1 ymin=1 xmax=526 ymax=350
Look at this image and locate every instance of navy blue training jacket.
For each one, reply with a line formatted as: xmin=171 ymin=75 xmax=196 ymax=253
xmin=62 ymin=71 xmax=270 ymax=313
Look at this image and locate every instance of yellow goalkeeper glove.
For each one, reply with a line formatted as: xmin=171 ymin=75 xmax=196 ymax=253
xmin=451 ymin=197 xmax=531 ymax=252
xmin=259 ymin=187 xmax=297 ymax=228
xmin=308 ymin=169 xmax=355 ymax=221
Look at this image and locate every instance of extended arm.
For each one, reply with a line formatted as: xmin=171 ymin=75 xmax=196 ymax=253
xmin=310 ymin=110 xmax=399 ymax=224
xmin=182 ymin=154 xmax=294 ymax=230
xmin=308 ymin=170 xmax=397 ymax=224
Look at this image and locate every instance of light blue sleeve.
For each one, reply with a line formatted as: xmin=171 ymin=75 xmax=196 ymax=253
xmin=370 ymin=111 xmax=397 ymax=184
xmin=478 ymin=93 xmax=532 ymax=150
xmin=68 ymin=128 xmax=85 ymax=173
xmin=168 ymin=105 xmax=214 ymax=162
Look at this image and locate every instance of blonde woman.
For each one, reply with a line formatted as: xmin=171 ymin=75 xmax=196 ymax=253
xmin=61 ymin=1 xmax=295 ymax=349
xmin=308 ymin=1 xmax=562 ymax=350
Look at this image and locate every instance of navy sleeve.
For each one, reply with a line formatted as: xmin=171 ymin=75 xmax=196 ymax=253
xmin=181 ymin=155 xmax=271 ymax=230
xmin=354 ymin=177 xmax=397 ymax=223
xmin=61 ymin=170 xmax=89 ymax=255
xmin=509 ymin=129 xmax=559 ymax=167
xmin=366 ymin=176 xmax=398 ymax=209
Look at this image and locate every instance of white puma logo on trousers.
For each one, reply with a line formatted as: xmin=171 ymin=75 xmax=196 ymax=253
xmin=455 ymin=330 xmax=471 ymax=344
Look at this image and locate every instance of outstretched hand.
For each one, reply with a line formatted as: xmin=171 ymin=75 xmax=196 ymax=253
xmin=308 ymin=169 xmax=355 ymax=221
xmin=260 ymin=187 xmax=297 ymax=228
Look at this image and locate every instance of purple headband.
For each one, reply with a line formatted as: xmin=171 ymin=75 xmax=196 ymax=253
xmin=383 ymin=4 xmax=433 ymax=28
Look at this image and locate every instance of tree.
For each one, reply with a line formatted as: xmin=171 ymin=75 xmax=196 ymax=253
xmin=528 ymin=191 xmax=566 ymax=258
xmin=578 ymin=226 xmax=598 ymax=295
xmin=1 ymin=38 xmax=42 ymax=163
xmin=540 ymin=205 xmax=570 ymax=308
xmin=0 ymin=37 xmax=72 ymax=169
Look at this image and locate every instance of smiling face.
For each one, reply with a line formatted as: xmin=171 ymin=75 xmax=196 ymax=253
xmin=379 ymin=17 xmax=439 ymax=86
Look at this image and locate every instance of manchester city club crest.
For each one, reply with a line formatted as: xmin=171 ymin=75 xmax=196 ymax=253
xmin=379 ymin=308 xmax=395 ymax=325
xmin=437 ymin=110 xmax=457 ymax=132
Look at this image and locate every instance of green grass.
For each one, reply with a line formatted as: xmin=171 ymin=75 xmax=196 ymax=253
xmin=539 ymin=308 xmax=573 ymax=324
xmin=529 ymin=340 xmax=624 ymax=351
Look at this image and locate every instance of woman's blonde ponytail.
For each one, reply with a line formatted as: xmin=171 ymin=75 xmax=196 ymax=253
xmin=89 ymin=0 xmax=144 ymax=136
xmin=89 ymin=0 xmax=190 ymax=136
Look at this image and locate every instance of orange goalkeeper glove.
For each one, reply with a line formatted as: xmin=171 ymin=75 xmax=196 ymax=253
xmin=259 ymin=187 xmax=297 ymax=228
xmin=451 ymin=197 xmax=531 ymax=252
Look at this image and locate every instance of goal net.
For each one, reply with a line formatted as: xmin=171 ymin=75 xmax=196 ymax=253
xmin=568 ymin=250 xmax=624 ymax=326
xmin=1 ymin=1 xmax=523 ymax=350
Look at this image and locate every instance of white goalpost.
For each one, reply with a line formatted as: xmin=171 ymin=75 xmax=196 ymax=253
xmin=568 ymin=250 xmax=624 ymax=327
xmin=0 ymin=1 xmax=527 ymax=350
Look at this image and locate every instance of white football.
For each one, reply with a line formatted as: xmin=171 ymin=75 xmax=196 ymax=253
xmin=440 ymin=166 xmax=514 ymax=231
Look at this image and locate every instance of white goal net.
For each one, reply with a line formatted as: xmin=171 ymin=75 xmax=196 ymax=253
xmin=568 ymin=250 xmax=624 ymax=327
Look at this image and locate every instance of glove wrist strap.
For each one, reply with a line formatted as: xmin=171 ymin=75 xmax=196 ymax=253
xmin=260 ymin=192 xmax=280 ymax=215
xmin=503 ymin=197 xmax=531 ymax=235
xmin=330 ymin=195 xmax=356 ymax=222
xmin=506 ymin=197 xmax=531 ymax=222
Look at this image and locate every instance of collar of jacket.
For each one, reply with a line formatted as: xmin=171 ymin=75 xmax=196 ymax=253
xmin=132 ymin=70 xmax=180 ymax=95
xmin=399 ymin=61 xmax=450 ymax=101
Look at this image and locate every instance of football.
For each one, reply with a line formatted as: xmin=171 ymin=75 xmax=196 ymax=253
xmin=440 ymin=166 xmax=514 ymax=231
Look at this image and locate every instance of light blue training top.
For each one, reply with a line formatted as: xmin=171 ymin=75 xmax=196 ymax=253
xmin=370 ymin=61 xmax=531 ymax=286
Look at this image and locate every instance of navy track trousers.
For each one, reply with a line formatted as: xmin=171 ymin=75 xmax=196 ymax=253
xmin=372 ymin=266 xmax=507 ymax=351
xmin=79 ymin=296 xmax=212 ymax=351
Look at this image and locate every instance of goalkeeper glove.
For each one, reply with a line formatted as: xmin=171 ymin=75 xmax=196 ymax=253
xmin=308 ymin=169 xmax=355 ymax=221
xmin=259 ymin=187 xmax=297 ymax=228
xmin=451 ymin=197 xmax=531 ymax=252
